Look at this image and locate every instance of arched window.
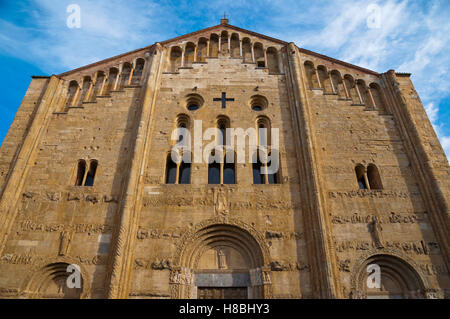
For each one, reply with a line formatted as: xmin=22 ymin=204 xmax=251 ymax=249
xmin=165 ymin=152 xmax=191 ymax=184
xmin=254 ymin=42 xmax=265 ymax=67
xmin=252 ymin=155 xmax=264 ymax=184
xmin=169 ymin=46 xmax=182 ymax=72
xmin=209 ymin=34 xmax=219 ymax=58
xmin=355 ymin=164 xmax=368 ymax=190
xmin=217 ymin=116 xmax=230 ymax=146
xmin=66 ymin=81 xmax=79 ymax=108
xmin=120 ymin=63 xmax=132 ymax=88
xmin=208 ymin=151 xmax=221 ymax=184
xmin=252 ymin=151 xmax=280 ymax=184
xmin=369 ymin=83 xmax=387 ymax=114
xmin=256 ymin=116 xmax=271 ymax=147
xmin=330 ymin=70 xmax=345 ymax=98
xmin=266 ymin=47 xmax=279 ymax=73
xmin=197 ymin=38 xmax=208 ymax=62
xmin=80 ymin=76 xmax=92 ymax=103
xmin=165 ymin=154 xmax=177 ymax=184
xmin=92 ymin=71 xmax=105 ymax=99
xmin=184 ymin=42 xmax=195 ymax=67
xmin=179 ymin=157 xmax=191 ymax=184
xmin=75 ymin=160 xmax=86 ymax=186
xmin=356 ymin=80 xmax=369 ymax=105
xmin=223 ymin=150 xmax=236 ymax=184
xmin=367 ymin=164 xmax=383 ymax=189
xmin=74 ymin=159 xmax=97 ymax=186
xmin=207 ymin=149 xmax=235 ymax=185
xmin=105 ymin=68 xmax=118 ymax=95
xmin=131 ymin=58 xmax=145 ymax=85
xmin=84 ymin=160 xmax=98 ymax=186
xmin=242 ymin=38 xmax=252 ymax=63
xmin=220 ymin=31 xmax=228 ymax=54
xmin=304 ymin=61 xmax=319 ymax=89
xmin=173 ymin=114 xmax=191 ymax=146
xmin=344 ymin=75 xmax=360 ymax=104
xmin=230 ymin=33 xmax=240 ymax=57
xmin=317 ymin=65 xmax=332 ymax=93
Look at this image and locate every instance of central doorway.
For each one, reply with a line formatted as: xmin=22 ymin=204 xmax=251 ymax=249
xmin=172 ymin=222 xmax=270 ymax=298
xmin=197 ymin=287 xmax=247 ymax=299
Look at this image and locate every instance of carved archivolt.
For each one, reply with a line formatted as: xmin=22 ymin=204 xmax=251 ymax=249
xmin=173 ymin=216 xmax=270 ymax=268
xmin=170 ymin=217 xmax=272 ymax=299
xmin=349 ymin=249 xmax=431 ymax=299
xmin=19 ymin=256 xmax=90 ymax=299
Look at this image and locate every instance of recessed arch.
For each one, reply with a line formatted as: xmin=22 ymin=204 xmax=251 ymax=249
xmin=242 ymin=37 xmax=252 ymax=63
xmin=230 ymin=33 xmax=240 ymax=57
xmin=169 ymin=46 xmax=182 ymax=72
xmin=351 ymin=254 xmax=426 ymax=299
xmin=209 ymin=34 xmax=219 ymax=58
xmin=22 ymin=262 xmax=87 ymax=299
xmin=197 ymin=37 xmax=208 ymax=62
xmin=266 ymin=47 xmax=279 ymax=73
xmin=184 ymin=42 xmax=196 ymax=67
xmin=369 ymin=83 xmax=387 ymax=113
xmin=304 ymin=61 xmax=319 ymax=89
xmin=131 ymin=58 xmax=145 ymax=85
xmin=254 ymin=42 xmax=265 ymax=67
xmin=220 ymin=31 xmax=229 ymax=54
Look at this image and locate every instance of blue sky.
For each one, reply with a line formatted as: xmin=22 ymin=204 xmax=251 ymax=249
xmin=0 ymin=0 xmax=449 ymax=159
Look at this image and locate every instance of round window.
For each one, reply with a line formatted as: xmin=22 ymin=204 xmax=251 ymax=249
xmin=185 ymin=94 xmax=204 ymax=111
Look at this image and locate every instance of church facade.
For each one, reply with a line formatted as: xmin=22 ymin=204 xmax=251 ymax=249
xmin=0 ymin=19 xmax=448 ymax=299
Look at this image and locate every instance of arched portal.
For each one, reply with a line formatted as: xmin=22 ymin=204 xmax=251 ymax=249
xmin=22 ymin=262 xmax=86 ymax=299
xmin=172 ymin=219 xmax=271 ymax=299
xmin=351 ymin=254 xmax=427 ymax=299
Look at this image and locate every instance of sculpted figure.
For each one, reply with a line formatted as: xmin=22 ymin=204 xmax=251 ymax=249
xmin=369 ymin=216 xmax=384 ymax=249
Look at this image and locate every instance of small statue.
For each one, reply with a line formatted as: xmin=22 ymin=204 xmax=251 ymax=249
xmin=369 ymin=216 xmax=384 ymax=249
xmin=59 ymin=230 xmax=72 ymax=256
xmin=217 ymin=248 xmax=228 ymax=269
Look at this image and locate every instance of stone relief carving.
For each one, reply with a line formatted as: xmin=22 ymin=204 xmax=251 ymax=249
xmin=269 ymin=260 xmax=310 ymax=272
xmin=331 ymin=212 xmax=426 ymax=224
xmin=368 ymin=216 xmax=384 ymax=249
xmin=335 ymin=239 xmax=435 ymax=255
xmin=58 ymin=230 xmax=72 ymax=256
xmin=142 ymin=195 xmax=296 ymax=211
xmin=338 ymin=259 xmax=351 ymax=272
xmin=214 ymin=187 xmax=229 ymax=216
xmin=265 ymin=230 xmax=303 ymax=240
xmin=18 ymin=220 xmax=112 ymax=234
xmin=217 ymin=248 xmax=227 ymax=269
xmin=169 ymin=267 xmax=193 ymax=285
xmin=20 ymin=191 xmax=119 ymax=204
xmin=136 ymin=227 xmax=181 ymax=240
xmin=0 ymin=253 xmax=107 ymax=266
xmin=328 ymin=190 xmax=417 ymax=199
xmin=419 ymin=264 xmax=449 ymax=276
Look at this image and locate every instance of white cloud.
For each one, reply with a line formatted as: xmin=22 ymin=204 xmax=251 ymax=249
xmin=0 ymin=0 xmax=173 ymax=72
